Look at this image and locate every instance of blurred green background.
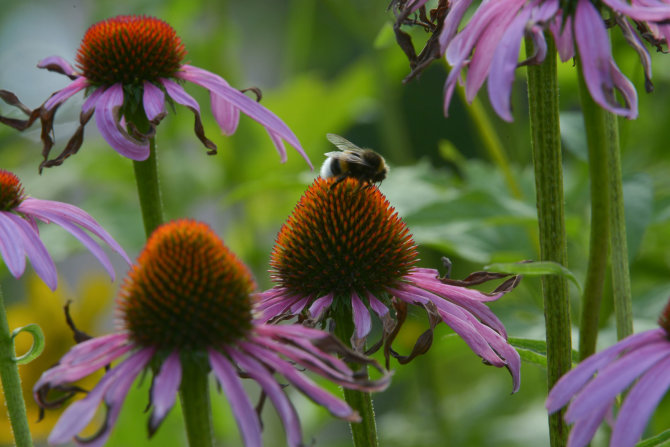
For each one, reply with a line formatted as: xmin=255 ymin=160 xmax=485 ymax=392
xmin=2 ymin=0 xmax=670 ymax=446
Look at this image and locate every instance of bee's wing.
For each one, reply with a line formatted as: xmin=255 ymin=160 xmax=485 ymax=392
xmin=326 ymin=133 xmax=361 ymax=151
xmin=324 ymin=149 xmax=374 ymax=167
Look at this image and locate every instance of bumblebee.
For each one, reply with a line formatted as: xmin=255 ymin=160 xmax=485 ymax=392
xmin=320 ymin=133 xmax=389 ymax=187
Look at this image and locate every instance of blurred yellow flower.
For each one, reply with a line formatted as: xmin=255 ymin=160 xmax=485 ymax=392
xmin=0 ymin=273 xmax=115 ymax=445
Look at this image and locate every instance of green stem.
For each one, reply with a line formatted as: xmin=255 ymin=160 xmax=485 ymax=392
xmin=576 ymin=59 xmax=611 ymax=360
xmin=332 ymin=306 xmax=378 ymax=447
xmin=607 ymin=113 xmax=633 ymax=340
xmin=133 ymin=138 xmax=164 ymax=237
xmin=125 ymin=104 xmax=165 ymax=238
xmin=0 ymin=286 xmax=34 ymax=447
xmin=458 ymin=90 xmax=523 ymax=199
xmin=525 ymin=36 xmax=571 ymax=447
xmin=179 ymin=356 xmax=213 ymax=447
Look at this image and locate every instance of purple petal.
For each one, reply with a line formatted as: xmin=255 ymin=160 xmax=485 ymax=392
xmin=366 ymin=291 xmax=389 ymax=317
xmin=546 ymin=329 xmax=667 ymax=413
xmin=94 ymin=84 xmax=150 ymax=160
xmin=267 ymin=129 xmax=287 ymax=163
xmin=438 ymin=0 xmax=474 ymax=53
xmin=210 ymin=83 xmax=240 ymax=135
xmin=177 ymin=65 xmax=312 ymax=168
xmin=463 ymin=0 xmax=525 ymax=102
xmin=48 ymin=348 xmax=152 ymax=446
xmin=228 ymin=348 xmax=303 ymax=447
xmin=564 ymin=340 xmax=670 ymax=422
xmin=488 ymin=7 xmax=533 ymax=122
xmin=143 ymin=81 xmax=166 ymax=121
xmin=351 ymin=291 xmax=372 ymax=339
xmin=149 ymin=350 xmax=181 ymax=434
xmin=18 ymin=198 xmax=131 ymax=265
xmin=309 ymin=293 xmax=333 ymax=319
xmin=574 ymin=0 xmax=637 ymax=118
xmin=5 ymin=213 xmax=57 ymax=290
xmin=602 ymin=0 xmax=670 ymax=20
xmin=161 ymin=78 xmax=201 ymax=111
xmin=0 ymin=211 xmax=27 ymax=278
xmin=43 ymin=77 xmax=88 ymax=111
xmin=81 ymin=86 xmax=105 ymax=114
xmin=610 ymin=354 xmax=670 ymax=447
xmin=240 ymin=342 xmax=357 ymax=420
xmin=37 ymin=56 xmax=78 ymax=78
xmin=550 ymin=15 xmax=575 ymax=61
xmin=567 ymin=401 xmax=612 ymax=447
xmin=208 ymin=348 xmax=262 ymax=447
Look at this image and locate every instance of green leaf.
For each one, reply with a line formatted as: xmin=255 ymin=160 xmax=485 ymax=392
xmin=510 ymin=337 xmax=580 ymax=367
xmin=485 ymin=261 xmax=582 ymax=292
xmin=637 ymin=429 xmax=670 ymax=447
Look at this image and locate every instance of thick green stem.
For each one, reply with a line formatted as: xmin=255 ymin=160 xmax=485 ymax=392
xmin=179 ymin=356 xmax=213 ymax=447
xmin=125 ymin=105 xmax=165 ymax=237
xmin=133 ymin=139 xmax=164 ymax=237
xmin=525 ymin=37 xmax=571 ymax=447
xmin=332 ymin=306 xmax=378 ymax=447
xmin=607 ymin=113 xmax=633 ymax=340
xmin=576 ymin=60 xmax=611 ymax=360
xmin=0 ymin=286 xmax=34 ymax=447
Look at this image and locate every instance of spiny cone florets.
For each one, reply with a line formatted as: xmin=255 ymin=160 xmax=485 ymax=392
xmin=119 ymin=219 xmax=254 ymax=350
xmin=76 ymin=15 xmax=186 ymax=86
xmin=270 ymin=177 xmax=418 ymax=299
xmin=0 ymin=170 xmax=25 ymax=211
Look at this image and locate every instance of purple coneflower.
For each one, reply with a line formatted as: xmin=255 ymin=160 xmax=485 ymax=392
xmin=0 ymin=15 xmax=311 ymax=170
xmin=546 ymin=298 xmax=670 ymax=447
xmin=257 ymin=177 xmax=520 ymax=392
xmin=0 ymin=169 xmax=129 ymax=290
xmin=392 ymin=0 xmax=670 ymax=121
xmin=34 ymin=219 xmax=389 ymax=447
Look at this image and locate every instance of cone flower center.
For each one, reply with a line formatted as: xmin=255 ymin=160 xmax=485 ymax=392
xmin=270 ymin=177 xmax=418 ymax=300
xmin=76 ymin=15 xmax=186 ymax=86
xmin=0 ymin=170 xmax=25 ymax=211
xmin=119 ymin=219 xmax=254 ymax=350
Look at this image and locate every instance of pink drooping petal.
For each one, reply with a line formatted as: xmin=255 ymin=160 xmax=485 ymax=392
xmin=34 ymin=334 xmax=131 ymax=390
xmin=210 ymin=80 xmax=240 ymax=135
xmin=574 ymin=0 xmax=637 ymax=118
xmin=149 ymin=350 xmax=182 ymax=434
xmin=409 ymin=269 xmax=504 ymax=302
xmin=309 ymin=293 xmax=334 ymax=319
xmin=94 ymin=84 xmax=150 ymax=160
xmin=546 ymin=329 xmax=666 ymax=413
xmin=567 ymin=401 xmax=612 ymax=447
xmin=37 ymin=56 xmax=78 ymax=78
xmin=464 ymin=0 xmax=525 ymax=102
xmin=487 ymin=6 xmax=533 ymax=122
xmin=48 ymin=348 xmax=153 ymax=446
xmin=550 ymin=15 xmax=575 ymax=62
xmin=81 ymin=86 xmax=105 ymax=115
xmin=0 ymin=211 xmax=27 ymax=278
xmin=161 ymin=78 xmax=201 ymax=112
xmin=603 ymin=0 xmax=670 ymax=20
xmin=351 ymin=291 xmax=372 ymax=339
xmin=241 ymin=342 xmax=358 ymax=421
xmin=267 ymin=129 xmax=287 ymax=163
xmin=142 ymin=81 xmax=166 ymax=121
xmin=366 ymin=291 xmax=389 ymax=318
xmin=228 ymin=348 xmax=303 ymax=447
xmin=564 ymin=340 xmax=670 ymax=422
xmin=5 ymin=213 xmax=57 ymax=290
xmin=611 ymin=354 xmax=670 ymax=447
xmin=438 ymin=0 xmax=474 ymax=53
xmin=43 ymin=77 xmax=88 ymax=111
xmin=19 ymin=198 xmax=131 ymax=265
xmin=20 ymin=207 xmax=116 ymax=280
xmin=177 ymin=65 xmax=312 ymax=168
xmin=208 ymin=348 xmax=262 ymax=447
